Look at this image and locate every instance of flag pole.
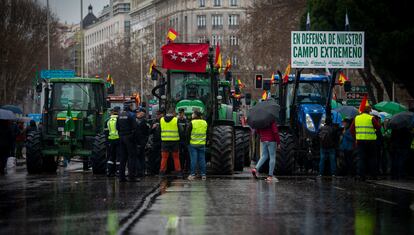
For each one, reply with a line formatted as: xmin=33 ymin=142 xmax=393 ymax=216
xmin=140 ymin=43 xmax=143 ymax=101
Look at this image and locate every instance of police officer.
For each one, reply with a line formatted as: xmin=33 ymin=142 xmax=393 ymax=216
xmin=177 ymin=108 xmax=189 ymax=173
xmin=116 ymin=102 xmax=139 ymax=182
xmin=159 ymin=109 xmax=182 ymax=177
xmin=106 ymin=107 xmax=120 ymax=177
xmin=350 ymin=105 xmax=381 ymax=180
xmin=135 ymin=107 xmax=149 ymax=177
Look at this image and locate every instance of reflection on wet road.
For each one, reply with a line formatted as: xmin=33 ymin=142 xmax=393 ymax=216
xmin=133 ymin=177 xmax=414 ymax=235
xmin=0 ymin=165 xmax=160 ymax=235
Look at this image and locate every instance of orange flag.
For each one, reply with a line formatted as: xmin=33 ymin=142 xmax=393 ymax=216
xmin=359 ymin=94 xmax=368 ymax=113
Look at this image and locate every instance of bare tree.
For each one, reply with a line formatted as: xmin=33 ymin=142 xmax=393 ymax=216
xmin=0 ymin=0 xmax=64 ymax=105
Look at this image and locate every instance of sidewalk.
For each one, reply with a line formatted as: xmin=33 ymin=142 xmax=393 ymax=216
xmin=370 ymin=179 xmax=414 ymax=192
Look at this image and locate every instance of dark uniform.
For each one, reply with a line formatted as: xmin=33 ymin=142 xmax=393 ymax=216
xmin=116 ymin=106 xmax=139 ymax=182
xmin=135 ymin=109 xmax=149 ymax=176
xmin=177 ymin=113 xmax=189 ymax=172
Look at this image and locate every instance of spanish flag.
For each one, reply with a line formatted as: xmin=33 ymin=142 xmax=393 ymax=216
xmin=167 ymin=28 xmax=178 ymax=42
xmin=149 ymin=59 xmax=156 ymax=75
xmin=106 ymin=73 xmax=114 ymax=87
xmin=215 ymin=42 xmax=222 ymax=73
xmin=338 ymin=71 xmax=349 ymax=85
xmin=271 ymin=72 xmax=275 ymax=84
xmin=224 ymin=58 xmax=232 ymax=74
xmin=237 ymin=79 xmax=245 ymax=88
xmin=261 ymin=90 xmax=268 ymax=100
xmin=359 ymin=94 xmax=369 ymax=113
xmin=283 ymin=63 xmax=291 ymax=84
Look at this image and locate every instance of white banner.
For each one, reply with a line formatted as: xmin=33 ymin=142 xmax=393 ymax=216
xmin=291 ymin=31 xmax=364 ymax=68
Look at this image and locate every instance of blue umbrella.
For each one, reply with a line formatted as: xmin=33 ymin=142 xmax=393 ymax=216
xmin=0 ymin=109 xmax=17 ymax=120
xmin=1 ymin=105 xmax=23 ymax=114
xmin=335 ymin=106 xmax=359 ymax=119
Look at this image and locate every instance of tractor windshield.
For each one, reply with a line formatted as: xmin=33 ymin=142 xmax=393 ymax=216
xmin=51 ymin=83 xmax=103 ymax=111
xmin=170 ymin=73 xmax=210 ymax=105
xmin=296 ymin=82 xmax=329 ymax=105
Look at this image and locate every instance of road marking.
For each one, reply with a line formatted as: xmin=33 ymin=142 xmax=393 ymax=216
xmin=333 ymin=186 xmax=345 ymax=191
xmin=375 ymin=198 xmax=398 ymax=206
xmin=117 ymin=183 xmax=162 ymax=235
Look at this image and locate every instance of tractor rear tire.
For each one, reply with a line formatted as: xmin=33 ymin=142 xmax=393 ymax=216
xmin=243 ymin=129 xmax=251 ymax=167
xmin=210 ymin=125 xmax=234 ymax=175
xmin=234 ymin=129 xmax=245 ymax=171
xmin=42 ymin=156 xmax=57 ymax=173
xmin=26 ymin=131 xmax=43 ymax=174
xmin=91 ymin=134 xmax=107 ymax=174
xmin=275 ymin=132 xmax=295 ymax=175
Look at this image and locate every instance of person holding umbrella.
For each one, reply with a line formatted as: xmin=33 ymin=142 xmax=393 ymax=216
xmin=251 ymin=120 xmax=281 ymax=182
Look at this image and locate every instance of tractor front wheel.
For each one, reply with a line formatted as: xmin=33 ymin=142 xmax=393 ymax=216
xmin=243 ymin=129 xmax=252 ymax=167
xmin=26 ymin=131 xmax=43 ymax=174
xmin=91 ymin=134 xmax=107 ymax=174
xmin=234 ymin=129 xmax=245 ymax=171
xmin=275 ymin=132 xmax=295 ymax=175
xmin=209 ymin=125 xmax=234 ymax=175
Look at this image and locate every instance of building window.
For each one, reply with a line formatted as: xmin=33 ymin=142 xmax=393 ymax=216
xmin=212 ymin=35 xmax=222 ymax=45
xmin=197 ymin=15 xmax=206 ymax=28
xmin=212 ymin=15 xmax=223 ymax=29
xmin=232 ymin=55 xmax=238 ymax=66
xmin=229 ymin=0 xmax=237 ymax=6
xmin=198 ymin=36 xmax=207 ymax=43
xmin=199 ymin=0 xmax=205 ymax=7
xmin=229 ymin=35 xmax=239 ymax=46
xmin=228 ymin=14 xmax=239 ymax=27
xmin=213 ymin=0 xmax=221 ymax=6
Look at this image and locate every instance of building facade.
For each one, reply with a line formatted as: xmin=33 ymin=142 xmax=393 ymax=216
xmin=83 ymin=0 xmax=131 ymax=75
xmin=130 ymin=0 xmax=251 ymax=69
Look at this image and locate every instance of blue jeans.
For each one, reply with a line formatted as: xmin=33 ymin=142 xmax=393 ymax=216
xmin=256 ymin=141 xmax=277 ymax=176
xmin=188 ymin=145 xmax=206 ymax=176
xmin=319 ymin=148 xmax=336 ymax=175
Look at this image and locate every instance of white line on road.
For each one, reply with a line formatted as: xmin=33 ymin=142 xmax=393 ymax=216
xmin=375 ymin=198 xmax=398 ymax=206
xmin=333 ymin=186 xmax=345 ymax=191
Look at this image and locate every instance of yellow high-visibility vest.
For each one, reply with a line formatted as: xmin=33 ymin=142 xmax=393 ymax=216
xmin=190 ymin=119 xmax=208 ymax=146
xmin=160 ymin=117 xmax=180 ymax=141
xmin=355 ymin=113 xmax=377 ymax=140
xmin=107 ymin=115 xmax=119 ymax=140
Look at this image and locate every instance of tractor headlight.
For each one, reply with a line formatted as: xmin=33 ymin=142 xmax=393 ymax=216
xmin=319 ymin=114 xmax=326 ymax=128
xmin=305 ymin=113 xmax=315 ymax=131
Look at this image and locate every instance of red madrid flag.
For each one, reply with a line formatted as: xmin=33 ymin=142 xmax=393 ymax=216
xmin=162 ymin=43 xmax=209 ymax=73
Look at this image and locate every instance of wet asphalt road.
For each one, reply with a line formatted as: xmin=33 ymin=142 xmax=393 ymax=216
xmin=1 ymin=165 xmax=414 ymax=235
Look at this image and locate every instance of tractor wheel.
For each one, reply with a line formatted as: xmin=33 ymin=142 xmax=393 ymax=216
xmin=26 ymin=131 xmax=43 ymax=174
xmin=91 ymin=134 xmax=107 ymax=174
xmin=234 ymin=129 xmax=245 ymax=171
xmin=275 ymin=132 xmax=295 ymax=175
xmin=210 ymin=125 xmax=234 ymax=175
xmin=42 ymin=156 xmax=57 ymax=173
xmin=243 ymin=129 xmax=252 ymax=167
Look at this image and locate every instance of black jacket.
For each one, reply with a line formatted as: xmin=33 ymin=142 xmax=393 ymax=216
xmin=135 ymin=117 xmax=149 ymax=146
xmin=116 ymin=111 xmax=137 ymax=136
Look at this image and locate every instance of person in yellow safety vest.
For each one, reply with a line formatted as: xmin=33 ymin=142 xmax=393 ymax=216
xmin=106 ymin=107 xmax=120 ymax=177
xmin=159 ymin=110 xmax=182 ymax=178
xmin=350 ymin=105 xmax=381 ymax=180
xmin=187 ymin=110 xmax=208 ymax=181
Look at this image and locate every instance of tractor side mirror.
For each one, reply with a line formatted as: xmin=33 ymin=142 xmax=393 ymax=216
xmin=344 ymin=81 xmax=352 ymax=92
xmin=36 ymin=83 xmax=42 ymax=93
xmin=245 ymin=93 xmax=252 ymax=105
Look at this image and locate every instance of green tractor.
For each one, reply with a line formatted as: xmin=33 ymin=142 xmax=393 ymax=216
xmin=150 ymin=44 xmax=251 ymax=174
xmin=26 ymin=78 xmax=110 ymax=174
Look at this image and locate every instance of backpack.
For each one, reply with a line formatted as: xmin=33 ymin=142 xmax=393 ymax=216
xmin=319 ymin=125 xmax=335 ymax=148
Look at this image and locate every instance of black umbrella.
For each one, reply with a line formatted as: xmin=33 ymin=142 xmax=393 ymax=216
xmin=335 ymin=106 xmax=359 ymax=119
xmin=0 ymin=108 xmax=16 ymax=120
xmin=0 ymin=105 xmax=23 ymax=114
xmin=389 ymin=111 xmax=414 ymax=129
xmin=247 ymin=100 xmax=280 ymax=129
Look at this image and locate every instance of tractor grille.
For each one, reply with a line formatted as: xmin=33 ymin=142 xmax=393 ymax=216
xmin=309 ymin=113 xmax=323 ymax=127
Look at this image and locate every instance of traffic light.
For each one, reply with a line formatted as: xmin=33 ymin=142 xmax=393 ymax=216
xmin=255 ymin=74 xmax=263 ymax=89
xmin=263 ymin=79 xmax=271 ymax=91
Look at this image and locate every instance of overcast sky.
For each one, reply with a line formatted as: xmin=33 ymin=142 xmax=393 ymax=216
xmin=36 ymin=0 xmax=109 ymax=24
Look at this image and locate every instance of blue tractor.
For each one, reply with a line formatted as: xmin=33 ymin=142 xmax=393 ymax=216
xmin=269 ymin=71 xmax=343 ymax=174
